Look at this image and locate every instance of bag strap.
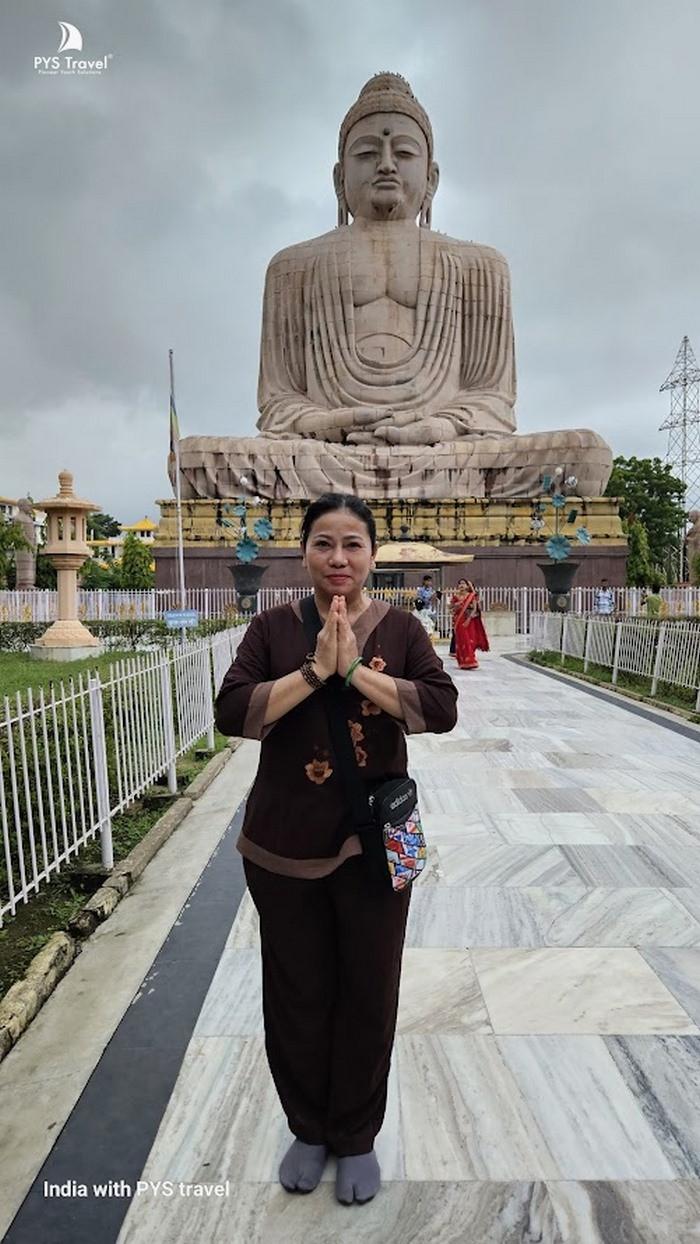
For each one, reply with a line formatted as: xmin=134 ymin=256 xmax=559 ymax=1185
xmin=300 ymin=595 xmax=374 ymax=835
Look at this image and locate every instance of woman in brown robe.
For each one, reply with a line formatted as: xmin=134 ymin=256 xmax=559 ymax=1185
xmin=215 ymin=492 xmax=457 ymax=1207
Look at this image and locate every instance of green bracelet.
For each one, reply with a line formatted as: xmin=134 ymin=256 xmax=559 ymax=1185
xmin=344 ymin=657 xmax=363 ymax=687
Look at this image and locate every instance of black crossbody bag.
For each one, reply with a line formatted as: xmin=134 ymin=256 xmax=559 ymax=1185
xmin=300 ymin=596 xmax=427 ymax=893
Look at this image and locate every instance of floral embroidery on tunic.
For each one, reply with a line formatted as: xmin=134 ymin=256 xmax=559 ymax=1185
xmin=360 ymin=698 xmax=381 ymax=717
xmin=348 ymin=719 xmax=364 ymax=744
xmin=354 ymin=745 xmax=368 ymax=768
xmin=369 ymin=655 xmax=386 ymax=672
xmin=305 ymin=758 xmax=334 ymax=785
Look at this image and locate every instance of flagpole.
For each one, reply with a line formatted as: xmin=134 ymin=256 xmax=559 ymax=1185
xmin=169 ymin=349 xmax=187 ymax=613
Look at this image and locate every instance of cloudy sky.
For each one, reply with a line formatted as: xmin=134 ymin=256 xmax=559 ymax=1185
xmin=2 ymin=0 xmax=699 ymax=522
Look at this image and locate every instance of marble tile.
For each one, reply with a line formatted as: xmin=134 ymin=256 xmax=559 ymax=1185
xmin=409 ymin=734 xmax=512 ymax=754
xmin=225 ymin=890 xmax=260 ymax=950
xmin=530 ymin=887 xmax=700 ymax=947
xmin=586 ymin=790 xmax=700 ymax=816
xmin=437 ymin=842 xmax=582 ymax=888
xmin=421 ymin=811 xmax=505 ymax=844
xmin=396 ymin=949 xmax=491 ymax=1033
xmin=643 ymin=844 xmax=700 ymax=889
xmin=545 ymin=751 xmax=631 ymax=769
xmin=643 ymin=948 xmax=700 ymax=1027
xmin=516 ymin=789 xmax=604 ymax=814
xmin=406 ymin=885 xmax=545 ymax=948
xmin=497 ymin=1035 xmax=676 ymax=1179
xmin=421 ymin=786 xmax=526 ymax=818
xmin=487 ymin=814 xmax=556 ymax=845
xmin=398 ymin=1034 xmax=559 ymax=1179
xmin=119 ymin=1180 xmax=563 ymax=1244
xmin=134 ymin=1036 xmax=288 ymax=1184
xmin=547 ymin=1180 xmax=700 ymax=1244
xmin=193 ymin=950 xmax=263 ymax=1037
xmin=605 ymin=1035 xmax=700 ymax=1176
xmin=671 ymin=889 xmax=700 ymax=926
xmin=472 ymin=948 xmax=698 ymax=1034
xmin=559 ymin=845 xmax=687 ymax=888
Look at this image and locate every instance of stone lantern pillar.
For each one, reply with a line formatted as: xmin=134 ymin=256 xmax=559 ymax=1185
xmin=30 ymin=470 xmax=101 ymax=661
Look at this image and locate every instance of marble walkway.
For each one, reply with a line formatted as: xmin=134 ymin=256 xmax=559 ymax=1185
xmin=6 ymin=647 xmax=700 ymax=1242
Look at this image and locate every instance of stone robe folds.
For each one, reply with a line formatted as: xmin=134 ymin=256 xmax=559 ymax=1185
xmin=257 ymin=227 xmax=517 ymax=439
xmin=171 ymin=228 xmax=613 ymax=501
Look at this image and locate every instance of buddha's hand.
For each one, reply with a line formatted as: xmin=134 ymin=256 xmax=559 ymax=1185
xmin=374 ymin=416 xmax=458 ymax=446
xmin=296 ymin=407 xmax=388 ymax=441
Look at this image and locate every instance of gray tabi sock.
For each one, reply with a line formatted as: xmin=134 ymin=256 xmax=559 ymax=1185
xmin=278 ymin=1139 xmax=327 ymax=1193
xmin=335 ymin=1149 xmax=381 ymax=1205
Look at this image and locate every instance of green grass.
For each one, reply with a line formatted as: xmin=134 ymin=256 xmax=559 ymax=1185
xmin=529 ymin=650 xmax=700 ymax=721
xmin=0 ymin=730 xmax=231 ymax=997
xmin=0 ymin=651 xmax=134 ymax=701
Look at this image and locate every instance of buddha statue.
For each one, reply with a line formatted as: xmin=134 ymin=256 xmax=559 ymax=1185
xmin=174 ymin=73 xmax=612 ymax=501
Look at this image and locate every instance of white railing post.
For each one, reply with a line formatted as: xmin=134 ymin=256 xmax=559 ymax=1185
xmin=560 ymin=615 xmax=569 ymax=663
xmin=611 ymin=622 xmax=622 ymax=686
xmin=205 ymin=641 xmax=216 ymax=750
xmin=650 ymin=622 xmax=667 ymax=698
xmin=88 ymin=675 xmax=113 ymax=870
xmin=159 ymin=659 xmax=178 ymax=794
xmin=583 ymin=618 xmax=593 ymax=672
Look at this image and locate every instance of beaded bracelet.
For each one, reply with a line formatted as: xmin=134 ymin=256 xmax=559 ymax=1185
xmin=300 ymin=656 xmax=326 ymax=691
xmin=344 ymin=656 xmax=363 ymax=688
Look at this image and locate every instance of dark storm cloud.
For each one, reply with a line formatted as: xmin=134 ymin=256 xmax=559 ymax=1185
xmin=1 ymin=0 xmax=698 ymax=517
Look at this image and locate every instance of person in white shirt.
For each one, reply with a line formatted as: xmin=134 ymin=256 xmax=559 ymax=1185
xmin=594 ymin=579 xmax=615 ymax=616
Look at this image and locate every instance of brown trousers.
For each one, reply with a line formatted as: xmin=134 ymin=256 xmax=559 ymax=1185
xmin=243 ymin=854 xmax=412 ymax=1158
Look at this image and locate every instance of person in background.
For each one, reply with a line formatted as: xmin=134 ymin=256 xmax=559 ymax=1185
xmin=415 ymin=574 xmax=439 ymax=622
xmin=449 ymin=578 xmax=470 ymax=655
xmin=594 ymin=578 xmax=615 ymax=616
xmin=214 ymin=492 xmax=457 ymax=1207
xmin=452 ymin=579 xmax=490 ymax=669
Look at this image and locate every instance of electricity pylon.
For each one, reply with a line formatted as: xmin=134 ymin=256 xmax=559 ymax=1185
xmin=659 ymin=335 xmax=700 ymax=579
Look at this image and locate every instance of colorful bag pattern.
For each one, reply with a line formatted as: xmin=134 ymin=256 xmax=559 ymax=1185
xmin=381 ymin=808 xmax=427 ymax=892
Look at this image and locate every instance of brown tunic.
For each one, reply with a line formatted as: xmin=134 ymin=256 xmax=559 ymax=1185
xmin=214 ymin=599 xmax=458 ymax=878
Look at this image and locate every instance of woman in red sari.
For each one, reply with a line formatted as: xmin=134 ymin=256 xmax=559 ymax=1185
xmin=450 ymin=579 xmax=490 ymax=669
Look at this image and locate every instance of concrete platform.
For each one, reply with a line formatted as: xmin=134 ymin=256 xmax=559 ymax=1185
xmin=3 ymin=651 xmax=700 ymax=1242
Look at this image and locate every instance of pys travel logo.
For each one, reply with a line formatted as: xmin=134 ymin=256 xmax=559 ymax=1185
xmin=34 ymin=21 xmax=114 ymax=75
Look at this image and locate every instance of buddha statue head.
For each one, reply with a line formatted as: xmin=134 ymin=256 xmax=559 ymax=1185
xmin=333 ymin=73 xmax=440 ymax=227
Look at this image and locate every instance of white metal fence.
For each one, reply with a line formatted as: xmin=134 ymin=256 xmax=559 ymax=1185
xmin=530 ymin=613 xmax=700 ymax=709
xmin=4 ymin=585 xmax=700 ymax=633
xmin=0 ymin=626 xmax=246 ymax=925
xmin=0 ymin=588 xmax=242 ymax=624
xmin=257 ymin=585 xmax=548 ymax=635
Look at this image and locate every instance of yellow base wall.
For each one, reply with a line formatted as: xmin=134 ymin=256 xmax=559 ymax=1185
xmin=155 ymin=496 xmax=626 ymax=551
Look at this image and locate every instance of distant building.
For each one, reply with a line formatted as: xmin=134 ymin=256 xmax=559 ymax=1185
xmin=88 ymin=516 xmax=157 ymax=566
xmin=121 ymin=517 xmax=157 ymax=543
xmin=0 ymin=495 xmax=18 ymax=522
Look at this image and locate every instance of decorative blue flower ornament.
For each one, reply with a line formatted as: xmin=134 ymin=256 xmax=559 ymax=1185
xmin=576 ymin=527 xmax=592 ymax=545
xmin=546 ymin=535 xmax=572 ymax=561
xmin=253 ymin=517 xmax=274 ymax=540
xmin=235 ymin=536 xmax=259 ymax=563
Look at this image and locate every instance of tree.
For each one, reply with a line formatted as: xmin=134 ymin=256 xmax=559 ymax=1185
xmin=605 ymin=456 xmax=686 ymax=582
xmin=87 ymin=512 xmax=122 ymax=539
xmin=0 ymin=518 xmax=30 ymax=588
xmin=34 ymin=553 xmax=57 ymax=589
xmin=80 ymin=558 xmax=121 ymax=589
xmin=625 ymin=518 xmax=653 ymax=587
xmin=118 ymin=533 xmax=154 ymax=589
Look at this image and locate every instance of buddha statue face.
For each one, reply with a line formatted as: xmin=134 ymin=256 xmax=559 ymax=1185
xmin=334 ymin=111 xmax=439 ymax=224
